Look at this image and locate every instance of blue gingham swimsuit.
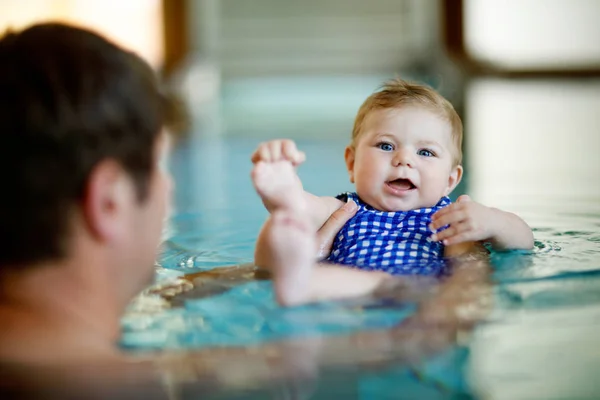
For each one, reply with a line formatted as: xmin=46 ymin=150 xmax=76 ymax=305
xmin=326 ymin=192 xmax=451 ymax=276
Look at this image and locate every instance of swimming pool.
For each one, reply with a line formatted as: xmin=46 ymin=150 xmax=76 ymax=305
xmin=121 ymin=78 xmax=600 ymax=399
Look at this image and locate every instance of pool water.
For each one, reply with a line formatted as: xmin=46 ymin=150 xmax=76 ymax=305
xmin=121 ymin=78 xmax=600 ymax=399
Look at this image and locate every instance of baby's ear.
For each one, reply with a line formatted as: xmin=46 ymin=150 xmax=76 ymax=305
xmin=445 ymin=165 xmax=463 ymax=195
xmin=344 ymin=146 xmax=355 ymax=183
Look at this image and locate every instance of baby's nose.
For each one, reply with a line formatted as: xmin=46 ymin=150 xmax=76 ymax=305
xmin=392 ymin=149 xmax=413 ymax=167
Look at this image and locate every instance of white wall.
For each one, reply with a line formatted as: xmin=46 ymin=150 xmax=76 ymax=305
xmin=464 ymin=0 xmax=600 ymax=69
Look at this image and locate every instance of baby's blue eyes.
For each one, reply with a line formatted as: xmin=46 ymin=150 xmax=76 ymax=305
xmin=376 ymin=143 xmax=436 ymax=157
xmin=377 ymin=142 xmax=394 ymax=151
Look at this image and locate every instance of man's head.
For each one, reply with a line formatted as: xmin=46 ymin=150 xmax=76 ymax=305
xmin=0 ymin=23 xmax=177 ymax=291
xmin=345 ymin=79 xmax=464 ymax=211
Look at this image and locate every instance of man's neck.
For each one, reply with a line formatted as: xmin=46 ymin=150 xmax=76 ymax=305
xmin=0 ymin=256 xmax=123 ymax=364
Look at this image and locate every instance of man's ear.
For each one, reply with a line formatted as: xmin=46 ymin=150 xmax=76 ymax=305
xmin=82 ymin=160 xmax=133 ymax=243
xmin=344 ymin=146 xmax=356 ymax=183
xmin=444 ymin=165 xmax=463 ymax=196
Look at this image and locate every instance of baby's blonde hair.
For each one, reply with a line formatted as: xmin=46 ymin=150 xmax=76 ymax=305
xmin=351 ymin=78 xmax=463 ymax=166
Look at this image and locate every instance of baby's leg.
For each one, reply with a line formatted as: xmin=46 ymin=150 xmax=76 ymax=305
xmin=256 ymin=210 xmax=390 ymax=306
xmin=251 ymin=161 xmax=306 ymax=213
xmin=255 ymin=210 xmax=316 ymax=306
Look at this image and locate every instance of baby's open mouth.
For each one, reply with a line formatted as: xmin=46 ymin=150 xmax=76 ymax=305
xmin=387 ymin=178 xmax=416 ymax=190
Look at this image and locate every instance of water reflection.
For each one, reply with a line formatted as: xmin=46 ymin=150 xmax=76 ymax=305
xmin=123 ymin=256 xmax=492 ymax=399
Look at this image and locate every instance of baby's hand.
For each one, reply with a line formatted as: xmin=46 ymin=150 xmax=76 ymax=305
xmin=251 ymin=139 xmax=306 ymax=166
xmin=429 ymin=195 xmax=496 ymax=245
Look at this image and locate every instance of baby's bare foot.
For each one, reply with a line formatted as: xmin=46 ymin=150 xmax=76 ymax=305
xmin=251 ymin=161 xmax=305 ymax=212
xmin=263 ymin=211 xmax=316 ymax=306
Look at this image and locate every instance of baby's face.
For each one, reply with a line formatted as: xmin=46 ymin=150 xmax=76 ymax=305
xmin=345 ymin=106 xmax=462 ymax=212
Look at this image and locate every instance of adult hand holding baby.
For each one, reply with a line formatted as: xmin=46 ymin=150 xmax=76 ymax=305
xmin=315 ymin=200 xmax=358 ymax=259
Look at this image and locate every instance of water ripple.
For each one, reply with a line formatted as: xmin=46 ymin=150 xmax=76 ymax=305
xmin=533 ymin=239 xmax=563 ymax=254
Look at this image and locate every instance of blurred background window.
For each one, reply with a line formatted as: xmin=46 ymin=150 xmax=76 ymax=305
xmin=0 ymin=0 xmax=164 ymax=68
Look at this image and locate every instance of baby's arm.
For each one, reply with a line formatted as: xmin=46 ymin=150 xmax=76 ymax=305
xmin=431 ymin=195 xmax=534 ymax=251
xmin=251 ymin=139 xmax=344 ymax=230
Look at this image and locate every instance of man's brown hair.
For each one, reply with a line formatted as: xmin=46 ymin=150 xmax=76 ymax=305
xmin=0 ymin=23 xmax=180 ymax=268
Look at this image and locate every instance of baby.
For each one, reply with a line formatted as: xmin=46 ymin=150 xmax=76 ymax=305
xmin=252 ymin=79 xmax=533 ymax=305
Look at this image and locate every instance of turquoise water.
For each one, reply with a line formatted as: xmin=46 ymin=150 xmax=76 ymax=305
xmin=121 ymin=78 xmax=600 ymax=399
